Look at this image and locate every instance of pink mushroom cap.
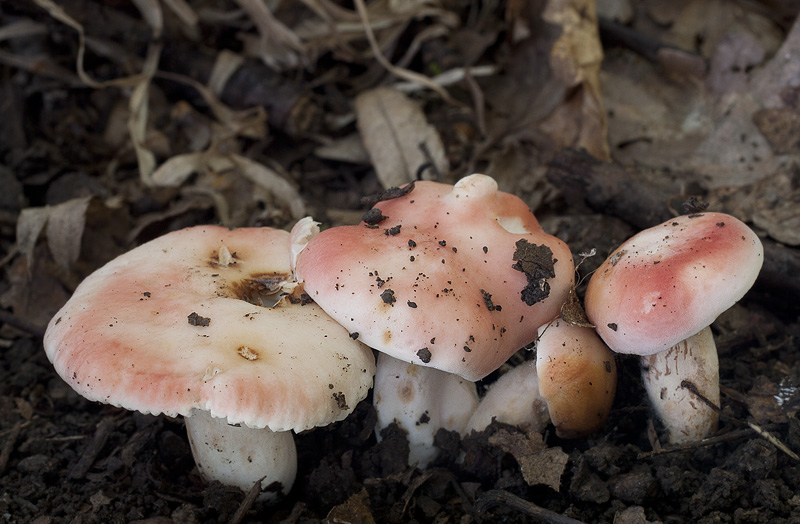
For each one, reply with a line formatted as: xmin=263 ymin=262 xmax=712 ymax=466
xmin=295 ymin=174 xmax=575 ymax=381
xmin=43 ymin=226 xmax=375 ymax=432
xmin=585 ymin=212 xmax=763 ymax=356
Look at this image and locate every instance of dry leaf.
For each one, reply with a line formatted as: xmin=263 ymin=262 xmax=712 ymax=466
xmin=541 ymin=0 xmax=609 ymax=160
xmin=16 ymin=196 xmax=93 ymax=272
xmin=355 ymin=87 xmax=448 ymax=188
xmin=45 ymin=196 xmax=93 ymax=270
xmin=235 ymin=0 xmax=307 ymax=70
xmin=314 ymin=133 xmax=371 ymax=164
xmin=151 ymin=152 xmax=305 ymax=219
xmin=488 ymin=429 xmax=569 ymax=491
xmin=325 ymin=488 xmax=375 ymax=524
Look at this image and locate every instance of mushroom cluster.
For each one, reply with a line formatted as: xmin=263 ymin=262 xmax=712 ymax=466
xmin=294 ymin=174 xmax=618 ymax=465
xmin=43 ymin=174 xmax=765 ymax=500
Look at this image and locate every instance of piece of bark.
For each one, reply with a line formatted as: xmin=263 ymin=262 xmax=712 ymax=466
xmin=69 ymin=418 xmax=116 ymax=480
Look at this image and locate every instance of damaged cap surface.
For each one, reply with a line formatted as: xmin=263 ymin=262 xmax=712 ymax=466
xmin=295 ymin=174 xmax=574 ymax=381
xmin=44 ymin=226 xmax=376 ymax=432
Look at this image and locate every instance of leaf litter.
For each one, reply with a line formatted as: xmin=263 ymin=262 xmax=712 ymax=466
xmin=1 ymin=1 xmax=800 ymax=523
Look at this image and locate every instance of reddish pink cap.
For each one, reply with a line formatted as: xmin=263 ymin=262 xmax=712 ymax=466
xmin=44 ymin=226 xmax=375 ymax=432
xmin=585 ymin=212 xmax=763 ymax=355
xmin=295 ymin=174 xmax=574 ymax=381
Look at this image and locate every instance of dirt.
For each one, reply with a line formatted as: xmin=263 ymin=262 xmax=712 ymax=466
xmin=2 ymin=1 xmax=800 ymax=523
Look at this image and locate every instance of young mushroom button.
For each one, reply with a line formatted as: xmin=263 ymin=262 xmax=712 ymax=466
xmin=43 ymin=226 xmax=376 ymax=500
xmin=294 ymin=174 xmax=574 ymax=466
xmin=584 ymin=212 xmax=763 ymax=443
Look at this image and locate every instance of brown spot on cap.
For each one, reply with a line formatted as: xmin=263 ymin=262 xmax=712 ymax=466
xmin=362 ymin=208 xmax=388 ymax=225
xmin=237 ymin=346 xmax=259 ymax=361
xmin=380 ymin=289 xmax=396 ymax=305
xmin=512 ymin=239 xmax=556 ymax=306
xmin=607 ymin=323 xmax=618 ymax=331
xmin=332 ymin=392 xmax=349 ymax=410
xmin=187 ymin=312 xmax=211 ymax=327
xmin=417 ymin=347 xmax=432 ymax=363
xmin=385 ymin=225 xmax=402 ymax=236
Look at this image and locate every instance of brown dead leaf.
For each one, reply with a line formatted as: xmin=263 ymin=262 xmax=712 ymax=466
xmin=325 ymin=488 xmax=375 ymax=524
xmin=746 ymin=376 xmax=793 ymax=424
xmin=488 ymin=429 xmax=568 ymax=491
xmin=0 ymin=249 xmax=71 ymax=333
xmin=355 ymin=87 xmax=449 ymax=189
xmin=541 ymin=0 xmax=609 ymax=160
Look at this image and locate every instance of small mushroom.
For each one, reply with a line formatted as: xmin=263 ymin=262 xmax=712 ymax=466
xmin=463 ymin=360 xmax=550 ymax=435
xmin=536 ymin=319 xmax=617 ymax=438
xmin=465 ymin=319 xmax=617 ymax=438
xmin=585 ymin=212 xmax=763 ymax=443
xmin=294 ymin=174 xmax=574 ymax=465
xmin=44 ymin=225 xmax=376 ymax=499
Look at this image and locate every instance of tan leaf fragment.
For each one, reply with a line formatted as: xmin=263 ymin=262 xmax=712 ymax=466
xmin=45 ymin=196 xmax=93 ymax=270
xmin=488 ymin=429 xmax=569 ymax=491
xmin=151 ymin=153 xmax=305 ymax=219
xmin=541 ymin=0 xmax=609 ymax=160
xmin=16 ymin=196 xmax=93 ymax=272
xmin=355 ymin=87 xmax=448 ymax=189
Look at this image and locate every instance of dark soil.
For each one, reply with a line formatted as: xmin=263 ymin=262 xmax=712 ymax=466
xmin=2 ymin=1 xmax=800 ymax=523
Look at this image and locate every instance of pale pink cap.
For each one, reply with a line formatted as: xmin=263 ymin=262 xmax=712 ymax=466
xmin=295 ymin=174 xmax=574 ymax=381
xmin=585 ymin=212 xmax=763 ymax=355
xmin=44 ymin=226 xmax=376 ymax=432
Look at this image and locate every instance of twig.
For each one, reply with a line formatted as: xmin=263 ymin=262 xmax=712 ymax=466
xmin=746 ymin=422 xmax=800 ymax=461
xmin=0 ymin=309 xmax=46 ymax=339
xmin=69 ymin=417 xmax=116 ymax=480
xmin=680 ymin=380 xmax=799 ymax=461
xmin=637 ymin=426 xmax=769 ymax=459
xmin=473 ymin=489 xmax=587 ymax=524
xmin=352 ymin=0 xmax=463 ymax=107
xmin=228 ymin=477 xmax=264 ymax=524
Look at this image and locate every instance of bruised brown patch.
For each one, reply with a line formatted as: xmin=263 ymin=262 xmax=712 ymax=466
xmin=237 ymin=346 xmax=259 ymax=361
xmin=227 ymin=272 xmax=291 ymax=306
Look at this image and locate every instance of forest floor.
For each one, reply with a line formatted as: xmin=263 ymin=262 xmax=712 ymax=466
xmin=1 ymin=1 xmax=800 ymax=523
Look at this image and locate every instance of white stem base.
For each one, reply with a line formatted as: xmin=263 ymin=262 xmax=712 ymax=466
xmin=641 ymin=326 xmax=720 ymax=444
xmin=185 ymin=410 xmax=297 ymax=501
xmin=374 ymin=353 xmax=478 ymax=468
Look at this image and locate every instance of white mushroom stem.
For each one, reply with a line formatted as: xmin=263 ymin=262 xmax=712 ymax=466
xmin=464 ymin=360 xmax=550 ymax=434
xmin=640 ymin=326 xmax=720 ymax=444
xmin=184 ymin=410 xmax=297 ymax=501
xmin=374 ymin=353 xmax=478 ymax=468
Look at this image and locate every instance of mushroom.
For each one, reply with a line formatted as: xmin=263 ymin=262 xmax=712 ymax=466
xmin=584 ymin=212 xmax=763 ymax=443
xmin=535 ymin=319 xmax=617 ymax=437
xmin=463 ymin=360 xmax=550 ymax=435
xmin=465 ymin=318 xmax=617 ymax=438
xmin=44 ymin=225 xmax=376 ymax=499
xmin=294 ymin=174 xmax=574 ymax=465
